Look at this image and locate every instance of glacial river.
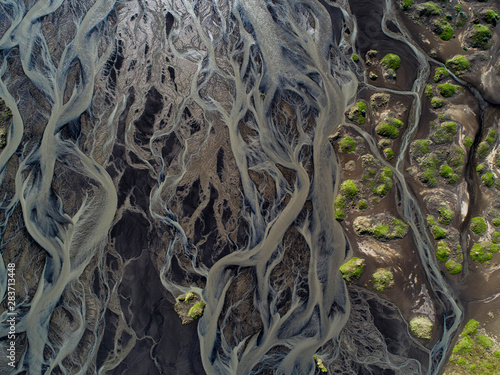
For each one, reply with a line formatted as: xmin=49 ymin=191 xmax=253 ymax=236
xmin=0 ymin=0 xmax=462 ymax=374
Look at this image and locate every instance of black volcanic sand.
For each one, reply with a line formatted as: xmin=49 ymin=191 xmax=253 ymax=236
xmin=350 ymin=0 xmax=419 ymax=92
xmin=98 ymin=210 xmax=205 ymax=374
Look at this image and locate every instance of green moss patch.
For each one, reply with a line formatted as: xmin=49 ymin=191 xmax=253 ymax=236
xmin=470 ymin=243 xmax=494 ymax=263
xmin=174 ymin=292 xmax=206 ymax=324
xmin=483 ymin=10 xmax=499 ymax=26
xmin=477 ymin=141 xmax=490 ymax=159
xmin=432 ymin=225 xmax=448 ymax=240
xmin=353 ymin=215 xmax=409 ymax=240
xmin=470 ymin=24 xmax=492 ymax=50
xmin=437 ymin=84 xmax=458 ymax=98
xmin=446 ymin=259 xmax=462 ymax=274
xmin=438 ymin=206 xmax=453 ymax=225
xmin=313 ymin=355 xmax=328 ymax=373
xmin=445 ymin=55 xmax=471 ymax=72
xmin=418 ymin=2 xmax=441 ymax=17
xmin=347 ymin=101 xmax=367 ymax=125
xmin=340 ymin=180 xmax=359 ymax=198
xmin=431 ymin=97 xmax=445 ymax=108
xmin=470 ymin=217 xmax=486 ymax=234
xmin=463 ymin=136 xmax=473 ymax=147
xmin=352 ymin=53 xmax=359 ymax=62
xmin=482 ymin=172 xmax=495 ymax=188
xmin=339 ymin=257 xmax=365 ymax=282
xmin=436 ymin=241 xmax=451 ymax=261
xmin=401 ymin=0 xmax=413 ymax=11
xmin=409 ymin=316 xmax=433 ymax=340
xmin=434 ymin=67 xmax=450 ymax=82
xmin=447 ymin=319 xmax=500 ymax=375
xmin=410 ymin=139 xmax=430 ymax=158
xmin=381 ymin=53 xmax=401 ymax=70
xmin=375 ymin=122 xmax=399 ymax=139
xmin=335 ymin=209 xmax=346 ymax=221
xmin=372 ymin=268 xmax=394 ymax=291
xmin=339 ymin=136 xmax=356 ymax=153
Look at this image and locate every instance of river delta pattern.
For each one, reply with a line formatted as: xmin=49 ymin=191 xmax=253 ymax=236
xmin=0 ymin=0 xmax=466 ymax=374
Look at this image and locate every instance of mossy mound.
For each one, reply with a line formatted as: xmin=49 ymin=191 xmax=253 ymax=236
xmin=339 ymin=136 xmax=356 ymax=153
xmin=445 ymin=55 xmax=471 ymax=72
xmin=418 ymin=2 xmax=441 ymax=17
xmin=437 ymin=84 xmax=458 ymax=98
xmin=380 ymin=53 xmax=401 ymax=70
xmin=470 ymin=24 xmax=492 ymax=50
xmin=353 ymin=214 xmax=409 ymax=241
xmin=470 ymin=242 xmax=498 ymax=263
xmin=370 ymin=93 xmax=390 ymax=109
xmin=434 ymin=67 xmax=450 ymax=82
xmin=375 ymin=122 xmax=399 ymax=139
xmin=483 ymin=10 xmax=499 ymax=26
xmin=372 ymin=268 xmax=394 ymax=291
xmin=409 ymin=316 xmax=433 ymax=340
xmin=470 ymin=217 xmax=486 ymax=234
xmin=313 ymin=355 xmax=328 ymax=373
xmin=340 ymin=180 xmax=359 ymax=199
xmin=346 ymin=101 xmax=367 ymax=125
xmin=339 ymin=257 xmax=365 ymax=282
xmin=174 ymin=292 xmax=206 ymax=324
xmin=352 ymin=53 xmax=359 ymax=62
xmin=447 ymin=319 xmax=500 ymax=375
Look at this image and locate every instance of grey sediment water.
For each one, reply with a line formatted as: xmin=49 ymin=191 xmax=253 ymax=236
xmin=2 ymin=0 xmax=493 ymax=374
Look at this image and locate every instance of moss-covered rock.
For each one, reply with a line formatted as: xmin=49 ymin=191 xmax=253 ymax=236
xmin=353 ymin=215 xmax=409 ymax=240
xmin=438 ymin=206 xmax=453 ymax=225
xmin=380 ymin=53 xmax=401 ymax=71
xmin=470 ymin=24 xmax=492 ymax=50
xmin=431 ymin=97 xmax=445 ymax=108
xmin=483 ymin=10 xmax=499 ymax=27
xmin=447 ymin=319 xmax=500 ymax=375
xmin=375 ymin=122 xmax=399 ymax=139
xmin=335 ymin=209 xmax=345 ymax=221
xmin=372 ymin=268 xmax=394 ymax=291
xmin=400 ymin=0 xmax=413 ymax=11
xmin=383 ymin=147 xmax=394 ymax=160
xmin=470 ymin=217 xmax=486 ymax=234
xmin=470 ymin=243 xmax=493 ymax=262
xmin=477 ymin=141 xmax=490 ymax=159
xmin=409 ymin=316 xmax=433 ymax=339
xmin=370 ymin=93 xmax=390 ymax=109
xmin=463 ymin=136 xmax=473 ymax=147
xmin=174 ymin=292 xmax=205 ymax=324
xmin=410 ymin=139 xmax=430 ymax=158
xmin=482 ymin=172 xmax=495 ymax=188
xmin=339 ymin=257 xmax=365 ymax=282
xmin=446 ymin=259 xmax=462 ymax=274
xmin=347 ymin=101 xmax=367 ymax=125
xmin=339 ymin=136 xmax=356 ymax=153
xmin=358 ymin=199 xmax=368 ymax=210
xmin=313 ymin=355 xmax=328 ymax=373
xmin=434 ymin=67 xmax=450 ymax=82
xmin=437 ymin=84 xmax=458 ymax=97
xmin=462 ymin=319 xmax=479 ymax=337
xmin=436 ymin=240 xmax=451 ymax=261
xmin=432 ymin=225 xmax=448 ymax=240
xmin=418 ymin=2 xmax=441 ymax=17
xmin=445 ymin=55 xmax=471 ymax=72
xmin=340 ymin=180 xmax=359 ymax=199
